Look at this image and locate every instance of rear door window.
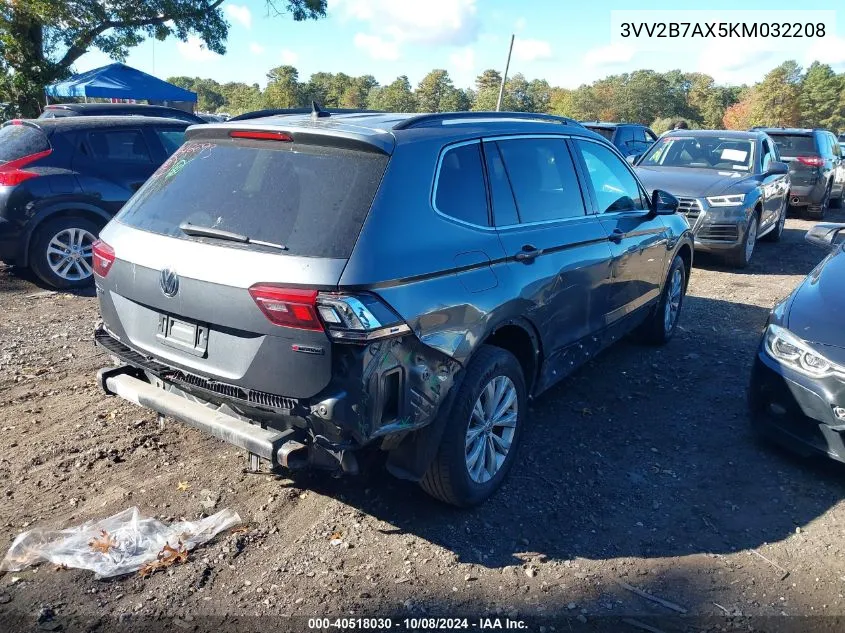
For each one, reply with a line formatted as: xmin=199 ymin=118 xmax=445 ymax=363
xmin=155 ymin=129 xmax=186 ymax=156
xmin=575 ymin=139 xmax=647 ymax=213
xmin=0 ymin=124 xmax=50 ymax=162
xmin=87 ymin=130 xmax=152 ymax=163
xmin=434 ymin=142 xmax=489 ymax=226
xmin=495 ymin=137 xmax=586 ymax=223
xmin=117 ymin=139 xmax=389 ymax=259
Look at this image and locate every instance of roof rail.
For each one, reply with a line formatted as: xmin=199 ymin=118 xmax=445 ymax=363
xmin=392 ymin=111 xmax=579 ymax=130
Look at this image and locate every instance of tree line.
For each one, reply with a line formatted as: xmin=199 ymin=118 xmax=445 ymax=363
xmin=171 ymin=60 xmax=845 ymax=133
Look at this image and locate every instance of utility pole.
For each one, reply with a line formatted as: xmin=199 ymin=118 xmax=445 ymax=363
xmin=496 ymin=34 xmax=515 ymax=112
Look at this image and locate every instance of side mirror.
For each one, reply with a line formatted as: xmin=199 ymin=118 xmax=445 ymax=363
xmin=651 ymin=189 xmax=679 ymax=215
xmin=805 ymin=223 xmax=845 ymax=250
xmin=626 ymin=154 xmax=641 ymax=165
xmin=767 ymin=160 xmax=789 ymax=175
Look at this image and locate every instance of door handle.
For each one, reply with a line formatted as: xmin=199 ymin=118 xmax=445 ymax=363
xmin=608 ymin=228 xmax=625 ymax=244
xmin=514 ymin=245 xmax=541 ymax=262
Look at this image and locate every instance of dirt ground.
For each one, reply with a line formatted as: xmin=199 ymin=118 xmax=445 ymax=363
xmin=2 ymin=210 xmax=845 ymax=633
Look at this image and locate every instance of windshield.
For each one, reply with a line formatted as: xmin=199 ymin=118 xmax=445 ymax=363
xmin=585 ymin=126 xmax=614 ymax=141
xmin=767 ymin=134 xmax=816 ymax=157
xmin=116 ymin=139 xmax=388 ymax=259
xmin=640 ymin=136 xmax=755 ymax=172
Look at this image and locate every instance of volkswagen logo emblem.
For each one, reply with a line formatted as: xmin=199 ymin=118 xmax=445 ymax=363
xmin=160 ymin=268 xmax=179 ymax=297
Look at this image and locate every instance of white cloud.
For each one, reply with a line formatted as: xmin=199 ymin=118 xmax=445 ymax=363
xmin=449 ymin=47 xmax=475 ymax=72
xmin=353 ymin=33 xmax=400 ymax=61
xmin=249 ymin=42 xmax=265 ymax=55
xmin=176 ymin=36 xmax=221 ymax=62
xmin=225 ymin=4 xmax=252 ymax=29
xmin=583 ymin=43 xmax=635 ymax=68
xmin=514 ymin=17 xmax=527 ymax=33
xmin=805 ymin=36 xmax=845 ymax=70
xmin=280 ymin=49 xmax=300 ymax=64
xmin=336 ymin=0 xmax=479 ymax=60
xmin=512 ymin=38 xmax=552 ymax=62
xmin=696 ymin=40 xmax=775 ymax=83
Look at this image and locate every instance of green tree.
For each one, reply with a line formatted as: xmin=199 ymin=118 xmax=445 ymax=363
xmin=415 ymin=69 xmax=465 ymax=112
xmin=527 ymin=79 xmax=551 ymax=113
xmin=0 ymin=0 xmax=326 ymax=116
xmin=167 ymin=76 xmax=224 ymax=112
xmin=800 ymin=62 xmax=843 ymax=129
xmin=219 ymin=81 xmax=262 ymax=114
xmin=264 ymin=65 xmax=302 ymax=108
xmin=548 ymin=87 xmax=575 ymax=117
xmin=748 ymin=60 xmax=802 ymax=127
xmin=367 ymin=76 xmax=416 ymax=112
xmin=471 ymin=70 xmax=502 ymax=111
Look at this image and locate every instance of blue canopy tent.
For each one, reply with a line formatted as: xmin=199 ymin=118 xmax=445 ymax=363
xmin=45 ymin=63 xmax=197 ymax=108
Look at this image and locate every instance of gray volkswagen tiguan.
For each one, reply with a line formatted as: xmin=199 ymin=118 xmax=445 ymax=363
xmin=93 ymin=111 xmax=694 ymax=506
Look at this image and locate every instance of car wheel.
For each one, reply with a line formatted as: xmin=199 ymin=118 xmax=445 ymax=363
xmin=29 ymin=217 xmax=100 ymax=289
xmin=420 ymin=345 xmax=526 ymax=507
xmin=637 ymin=253 xmax=687 ymax=345
xmin=831 ymin=186 xmax=844 ymax=209
xmin=762 ymin=202 xmax=787 ymax=243
xmin=726 ymin=212 xmax=758 ymax=269
xmin=806 ymin=182 xmax=831 ymax=220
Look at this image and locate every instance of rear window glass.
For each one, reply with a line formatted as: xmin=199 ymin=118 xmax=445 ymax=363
xmin=768 ymin=134 xmax=816 ymax=156
xmin=88 ymin=130 xmax=152 ymax=163
xmin=116 ymin=140 xmax=388 ymax=259
xmin=434 ymin=142 xmax=489 ymax=226
xmin=0 ymin=124 xmax=50 ymax=163
xmin=585 ymin=126 xmax=614 ymax=141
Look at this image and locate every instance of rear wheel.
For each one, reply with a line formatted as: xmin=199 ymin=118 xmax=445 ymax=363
xmin=831 ymin=185 xmax=844 ymax=209
xmin=637 ymin=254 xmax=686 ymax=345
xmin=29 ymin=217 xmax=100 ymax=289
xmin=806 ymin=181 xmax=831 ymax=220
xmin=420 ymin=345 xmax=525 ymax=507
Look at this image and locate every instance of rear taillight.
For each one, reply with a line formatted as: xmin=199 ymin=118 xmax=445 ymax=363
xmin=249 ymin=284 xmax=410 ymax=342
xmin=229 ymin=130 xmax=293 ymax=141
xmin=92 ymin=240 xmax=115 ymax=277
xmin=797 ymin=156 xmax=824 ymax=167
xmin=0 ymin=148 xmax=51 ymax=187
xmin=248 ymin=286 xmax=322 ymax=330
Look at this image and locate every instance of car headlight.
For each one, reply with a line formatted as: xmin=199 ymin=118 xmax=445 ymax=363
xmin=706 ymin=194 xmax=745 ymax=207
xmin=764 ymin=324 xmax=843 ymax=378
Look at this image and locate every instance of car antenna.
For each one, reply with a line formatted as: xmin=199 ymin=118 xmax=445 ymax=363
xmin=311 ymin=101 xmax=330 ymax=120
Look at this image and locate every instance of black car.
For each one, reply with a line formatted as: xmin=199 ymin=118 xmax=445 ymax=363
xmin=750 ymin=223 xmax=845 ymax=463
xmin=635 ymin=129 xmax=790 ymax=268
xmin=0 ymin=116 xmax=188 ymax=288
xmin=92 ymin=111 xmax=693 ymax=507
xmin=755 ymin=127 xmax=845 ymax=219
xmin=581 ymin=121 xmax=657 ymax=158
xmin=40 ymin=103 xmax=206 ymax=125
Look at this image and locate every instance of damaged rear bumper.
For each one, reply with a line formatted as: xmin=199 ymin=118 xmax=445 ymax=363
xmin=94 ymin=326 xmax=461 ymax=476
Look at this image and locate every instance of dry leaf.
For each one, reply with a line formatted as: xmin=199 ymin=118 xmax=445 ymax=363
xmin=231 ymin=526 xmax=250 ymax=535
xmin=138 ymin=541 xmax=189 ymax=578
xmin=89 ymin=530 xmax=115 ymax=554
xmin=54 ymin=563 xmax=68 ymax=571
xmin=330 ymin=531 xmax=343 ymax=541
xmin=176 ymin=481 xmax=190 ymax=491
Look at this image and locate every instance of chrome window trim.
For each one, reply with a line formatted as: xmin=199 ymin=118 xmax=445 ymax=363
xmin=430 ymin=139 xmax=496 ymax=232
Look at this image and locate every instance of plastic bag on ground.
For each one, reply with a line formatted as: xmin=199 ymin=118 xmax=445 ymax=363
xmin=0 ymin=506 xmax=241 ymax=578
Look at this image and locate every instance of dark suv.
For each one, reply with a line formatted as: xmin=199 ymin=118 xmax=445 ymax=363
xmin=92 ymin=111 xmax=693 ymax=506
xmin=755 ymin=127 xmax=845 ymax=218
xmin=581 ymin=121 xmax=657 ymax=157
xmin=40 ymin=103 xmax=206 ymax=125
xmin=0 ymin=117 xmax=189 ymax=288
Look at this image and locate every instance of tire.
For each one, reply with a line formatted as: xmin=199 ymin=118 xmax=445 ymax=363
xmin=806 ymin=182 xmax=831 ymax=220
xmin=637 ymin=254 xmax=687 ymax=345
xmin=29 ymin=216 xmax=101 ymax=289
xmin=761 ymin=201 xmax=787 ymax=243
xmin=725 ymin=211 xmax=759 ymax=269
xmin=831 ymin=186 xmax=843 ymax=209
xmin=420 ymin=345 xmax=526 ymax=507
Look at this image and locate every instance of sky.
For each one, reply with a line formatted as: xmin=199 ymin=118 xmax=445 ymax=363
xmin=74 ymin=0 xmax=845 ymax=93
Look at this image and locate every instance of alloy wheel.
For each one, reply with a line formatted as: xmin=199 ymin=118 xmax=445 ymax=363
xmin=46 ymin=227 xmax=96 ymax=281
xmin=745 ymin=219 xmax=758 ymax=263
xmin=663 ymin=267 xmax=683 ymax=334
xmin=465 ymin=375 xmax=518 ymax=484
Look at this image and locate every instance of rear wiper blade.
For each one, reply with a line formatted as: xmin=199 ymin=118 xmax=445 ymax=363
xmin=178 ymin=222 xmax=287 ymax=250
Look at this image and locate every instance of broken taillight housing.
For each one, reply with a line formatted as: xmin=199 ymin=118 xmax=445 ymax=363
xmin=92 ymin=240 xmax=115 ymax=277
xmin=248 ymin=285 xmax=410 ymax=342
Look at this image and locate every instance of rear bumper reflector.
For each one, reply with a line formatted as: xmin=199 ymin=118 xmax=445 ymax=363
xmin=99 ymin=367 xmax=297 ymax=465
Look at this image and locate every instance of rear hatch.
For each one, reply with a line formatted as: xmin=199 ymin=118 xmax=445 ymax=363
xmin=95 ymin=127 xmax=390 ymax=399
xmin=767 ymin=133 xmax=822 ymax=187
xmin=0 ymin=121 xmax=53 ymax=186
